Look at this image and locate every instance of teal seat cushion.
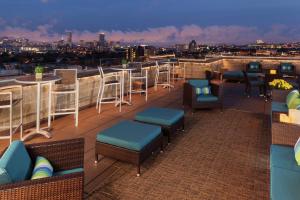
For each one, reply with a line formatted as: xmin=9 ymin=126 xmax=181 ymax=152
xmin=270 ymin=145 xmax=300 ymax=172
xmin=0 ymin=141 xmax=32 ymax=184
xmin=197 ymin=94 xmax=219 ymax=102
xmin=188 ymin=80 xmax=208 ymax=88
xmin=223 ymin=71 xmax=243 ymax=79
xmin=271 ymin=166 xmax=300 ymax=200
xmin=271 ymin=102 xmax=288 ymax=113
xmin=97 ymin=120 xmax=161 ymax=151
xmin=135 ymin=107 xmax=184 ymax=126
xmin=54 ymin=168 xmax=83 ymax=176
xmin=247 ymin=73 xmax=261 ymax=79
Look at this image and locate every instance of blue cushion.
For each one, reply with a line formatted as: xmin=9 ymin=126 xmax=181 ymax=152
xmin=188 ymin=80 xmax=209 ymax=88
xmin=97 ymin=120 xmax=161 ymax=151
xmin=0 ymin=141 xmax=32 ymax=184
xmin=54 ymin=168 xmax=83 ymax=176
xmin=135 ymin=107 xmax=184 ymax=126
xmin=197 ymin=94 xmax=219 ymax=102
xmin=270 ymin=145 xmax=300 ymax=172
xmin=247 ymin=73 xmax=261 ymax=78
xmin=271 ymin=102 xmax=288 ymax=113
xmin=271 ymin=166 xmax=300 ymax=200
xmin=223 ymin=71 xmax=243 ymax=79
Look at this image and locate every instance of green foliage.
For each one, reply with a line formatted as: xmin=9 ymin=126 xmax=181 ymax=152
xmin=269 ymin=79 xmax=293 ymax=90
xmin=35 ymin=65 xmax=44 ymax=74
xmin=121 ymin=59 xmax=128 ymax=65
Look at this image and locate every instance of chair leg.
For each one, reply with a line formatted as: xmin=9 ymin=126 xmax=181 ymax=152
xmin=96 ymin=82 xmax=102 ymax=109
xmin=48 ymin=84 xmax=52 ymax=129
xmin=98 ymin=85 xmax=105 ymax=114
xmin=75 ymin=89 xmax=79 ymax=127
xmin=137 ymin=164 xmax=141 ymax=177
xmin=119 ymin=84 xmax=122 ymax=112
xmin=9 ymin=105 xmax=12 ymax=144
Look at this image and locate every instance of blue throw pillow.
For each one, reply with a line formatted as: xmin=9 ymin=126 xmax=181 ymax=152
xmin=31 ymin=156 xmax=53 ymax=180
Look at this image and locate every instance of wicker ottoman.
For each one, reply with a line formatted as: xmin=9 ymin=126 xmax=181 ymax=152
xmin=135 ymin=107 xmax=185 ymax=143
xmin=95 ymin=120 xmax=163 ymax=176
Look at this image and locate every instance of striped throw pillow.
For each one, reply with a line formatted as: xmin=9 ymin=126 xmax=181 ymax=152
xmin=31 ymin=156 xmax=53 ymax=180
xmin=294 ymin=138 xmax=300 ymax=165
xmin=195 ymin=86 xmax=211 ymax=95
xmin=202 ymin=86 xmax=211 ymax=95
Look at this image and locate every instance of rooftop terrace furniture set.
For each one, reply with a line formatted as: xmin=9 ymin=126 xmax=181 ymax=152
xmin=270 ymin=89 xmax=300 ymax=199
xmin=183 ymin=79 xmax=223 ymax=112
xmin=95 ymin=107 xmax=184 ymax=176
xmin=0 ymin=138 xmax=84 ymax=200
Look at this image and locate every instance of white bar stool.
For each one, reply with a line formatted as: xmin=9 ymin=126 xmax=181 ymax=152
xmin=48 ymin=69 xmax=79 ymax=127
xmin=154 ymin=61 xmax=173 ymax=91
xmin=0 ymin=85 xmax=23 ymax=144
xmin=131 ymin=66 xmax=148 ymax=101
xmin=96 ymin=67 xmax=122 ymax=113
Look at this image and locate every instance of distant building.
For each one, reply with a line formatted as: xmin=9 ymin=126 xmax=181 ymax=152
xmin=99 ymin=33 xmax=105 ymax=46
xmin=66 ymin=31 xmax=72 ymax=45
xmin=175 ymin=44 xmax=188 ymax=51
xmin=256 ymin=39 xmax=265 ymax=45
xmin=126 ymin=47 xmax=136 ymax=62
xmin=188 ymin=40 xmax=197 ymax=52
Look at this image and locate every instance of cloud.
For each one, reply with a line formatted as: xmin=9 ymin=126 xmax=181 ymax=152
xmin=0 ymin=24 xmax=299 ymax=45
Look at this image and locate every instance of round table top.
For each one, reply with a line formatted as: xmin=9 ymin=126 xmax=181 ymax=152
xmin=15 ymin=75 xmax=61 ymax=84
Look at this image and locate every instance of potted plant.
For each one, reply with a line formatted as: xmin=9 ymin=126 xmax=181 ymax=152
xmin=35 ymin=65 xmax=44 ymax=79
xmin=269 ymin=79 xmax=293 ymax=99
xmin=121 ymin=59 xmax=128 ymax=68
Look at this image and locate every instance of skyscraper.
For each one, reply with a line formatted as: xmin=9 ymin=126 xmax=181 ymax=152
xmin=66 ymin=31 xmax=72 ymax=45
xmin=99 ymin=33 xmax=105 ymax=46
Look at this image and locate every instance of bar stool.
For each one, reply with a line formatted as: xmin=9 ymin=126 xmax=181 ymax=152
xmin=154 ymin=61 xmax=172 ymax=91
xmin=0 ymin=85 xmax=23 ymax=144
xmin=131 ymin=66 xmax=148 ymax=101
xmin=48 ymin=69 xmax=79 ymax=127
xmin=96 ymin=67 xmax=122 ymax=113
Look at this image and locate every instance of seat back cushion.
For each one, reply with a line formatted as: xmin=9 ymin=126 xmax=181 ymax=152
xmin=280 ymin=63 xmax=294 ymax=74
xmin=286 ymin=90 xmax=300 ymax=109
xmin=188 ymin=80 xmax=208 ymax=88
xmin=31 ymin=156 xmax=53 ymax=180
xmin=247 ymin=62 xmax=261 ymax=73
xmin=0 ymin=141 xmax=32 ymax=184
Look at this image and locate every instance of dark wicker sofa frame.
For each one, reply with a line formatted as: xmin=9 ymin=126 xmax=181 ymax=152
xmin=0 ymin=138 xmax=84 ymax=200
xmin=271 ymin=90 xmax=300 ymax=146
xmin=95 ymin=133 xmax=163 ymax=176
xmin=183 ymin=80 xmax=223 ymax=112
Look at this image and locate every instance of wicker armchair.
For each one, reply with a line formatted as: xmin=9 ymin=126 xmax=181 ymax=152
xmin=271 ymin=90 xmax=300 ymax=146
xmin=0 ymin=138 xmax=84 ymax=200
xmin=183 ymin=79 xmax=223 ymax=112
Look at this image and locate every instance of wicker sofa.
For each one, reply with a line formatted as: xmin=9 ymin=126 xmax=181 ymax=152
xmin=183 ymin=79 xmax=223 ymax=112
xmin=0 ymin=138 xmax=84 ymax=200
xmin=271 ymin=89 xmax=300 ymax=146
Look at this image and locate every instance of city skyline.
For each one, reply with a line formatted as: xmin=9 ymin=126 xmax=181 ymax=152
xmin=1 ymin=0 xmax=300 ymax=44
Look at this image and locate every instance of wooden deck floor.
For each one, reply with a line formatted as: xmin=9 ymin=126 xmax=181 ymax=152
xmin=0 ymin=82 xmax=271 ymax=199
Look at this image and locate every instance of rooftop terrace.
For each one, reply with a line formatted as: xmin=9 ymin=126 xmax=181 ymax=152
xmin=0 ymin=79 xmax=271 ymax=199
xmin=2 ymin=56 xmax=299 ymax=199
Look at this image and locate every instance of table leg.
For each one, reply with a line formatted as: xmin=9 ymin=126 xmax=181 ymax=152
xmin=22 ymin=82 xmax=51 ymax=141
